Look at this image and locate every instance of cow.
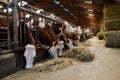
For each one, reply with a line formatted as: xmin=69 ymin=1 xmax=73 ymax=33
xmin=34 ymin=21 xmax=64 ymax=58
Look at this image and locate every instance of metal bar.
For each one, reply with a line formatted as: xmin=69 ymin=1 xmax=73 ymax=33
xmin=12 ymin=0 xmax=18 ymax=48
xmin=34 ymin=15 xmax=38 ymax=44
xmin=29 ymin=13 xmax=32 ymax=31
xmin=37 ymin=16 xmax=39 ymax=43
xmin=18 ymin=7 xmax=22 ymax=45
xmin=6 ymin=5 xmax=11 ymax=49
xmin=23 ymin=11 xmax=26 ymax=44
xmin=0 ymin=0 xmax=11 ymax=5
xmin=20 ymin=7 xmax=63 ymax=23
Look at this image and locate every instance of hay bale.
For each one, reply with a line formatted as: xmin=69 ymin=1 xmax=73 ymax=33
xmin=63 ymin=47 xmax=95 ymax=62
xmin=104 ymin=20 xmax=120 ymax=31
xmin=104 ymin=31 xmax=120 ymax=47
xmin=105 ymin=5 xmax=120 ymax=17
xmin=105 ymin=15 xmax=120 ymax=21
xmin=103 ymin=3 xmax=120 ymax=11
xmin=97 ymin=31 xmax=105 ymax=40
xmin=34 ymin=58 xmax=74 ymax=72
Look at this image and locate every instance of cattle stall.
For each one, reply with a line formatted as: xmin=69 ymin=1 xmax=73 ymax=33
xmin=0 ymin=0 xmax=63 ymax=78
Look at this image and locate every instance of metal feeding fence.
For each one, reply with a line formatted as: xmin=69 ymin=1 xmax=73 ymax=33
xmin=0 ymin=0 xmax=63 ymax=55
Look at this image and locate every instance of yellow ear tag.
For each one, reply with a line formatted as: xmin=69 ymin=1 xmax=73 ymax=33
xmin=52 ymin=41 xmax=55 ymax=46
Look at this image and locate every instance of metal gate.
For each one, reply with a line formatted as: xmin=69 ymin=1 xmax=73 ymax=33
xmin=0 ymin=0 xmax=18 ymax=54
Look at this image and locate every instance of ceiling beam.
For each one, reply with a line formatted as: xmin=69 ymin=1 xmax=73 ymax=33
xmin=75 ymin=1 xmax=103 ymax=12
xmin=58 ymin=0 xmax=103 ymax=12
xmin=64 ymin=4 xmax=102 ymax=18
xmin=34 ymin=0 xmax=52 ymax=8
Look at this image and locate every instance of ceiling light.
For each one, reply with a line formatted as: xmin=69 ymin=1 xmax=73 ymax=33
xmin=87 ymin=9 xmax=93 ymax=11
xmin=53 ymin=0 xmax=60 ymax=4
xmin=84 ymin=1 xmax=92 ymax=4
xmin=88 ymin=14 xmax=94 ymax=16
xmin=64 ymin=8 xmax=69 ymax=11
xmin=60 ymin=5 xmax=64 ymax=7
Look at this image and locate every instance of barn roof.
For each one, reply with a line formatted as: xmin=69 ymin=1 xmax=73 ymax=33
xmin=0 ymin=0 xmax=120 ymax=28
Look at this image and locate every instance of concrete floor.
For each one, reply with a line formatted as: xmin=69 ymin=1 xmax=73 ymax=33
xmin=0 ymin=53 xmax=16 ymax=79
xmin=2 ymin=37 xmax=120 ymax=80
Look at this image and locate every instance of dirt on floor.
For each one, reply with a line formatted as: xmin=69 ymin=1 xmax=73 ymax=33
xmin=2 ymin=37 xmax=120 ymax=80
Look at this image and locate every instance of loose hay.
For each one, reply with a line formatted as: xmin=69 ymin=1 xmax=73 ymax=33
xmin=34 ymin=58 xmax=74 ymax=72
xmin=82 ymin=41 xmax=92 ymax=47
xmin=63 ymin=47 xmax=95 ymax=62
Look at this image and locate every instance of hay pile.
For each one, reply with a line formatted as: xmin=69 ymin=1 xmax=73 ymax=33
xmin=63 ymin=47 xmax=94 ymax=62
xmin=104 ymin=31 xmax=120 ymax=47
xmin=34 ymin=58 xmax=74 ymax=72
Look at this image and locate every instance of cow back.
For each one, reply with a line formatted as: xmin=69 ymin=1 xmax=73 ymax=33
xmin=39 ymin=28 xmax=53 ymax=46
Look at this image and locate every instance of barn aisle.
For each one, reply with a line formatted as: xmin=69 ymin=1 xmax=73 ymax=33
xmin=2 ymin=37 xmax=120 ymax=80
xmin=35 ymin=37 xmax=120 ymax=80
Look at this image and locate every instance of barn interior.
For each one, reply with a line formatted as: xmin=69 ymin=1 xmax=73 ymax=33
xmin=0 ymin=0 xmax=120 ymax=79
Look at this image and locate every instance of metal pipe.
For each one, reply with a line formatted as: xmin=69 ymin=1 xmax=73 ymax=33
xmin=19 ymin=7 xmax=62 ymax=23
xmin=37 ymin=16 xmax=39 ymax=43
xmin=23 ymin=11 xmax=26 ymax=44
xmin=12 ymin=0 xmax=18 ymax=48
xmin=6 ymin=5 xmax=10 ymax=49
xmin=29 ymin=13 xmax=32 ymax=31
xmin=34 ymin=15 xmax=38 ymax=44
xmin=0 ymin=0 xmax=11 ymax=5
xmin=18 ymin=7 xmax=22 ymax=45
